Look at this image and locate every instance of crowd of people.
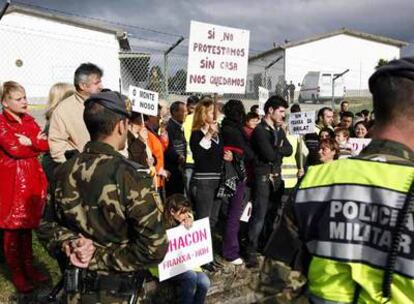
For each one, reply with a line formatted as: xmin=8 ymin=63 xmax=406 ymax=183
xmin=0 ymin=57 xmax=413 ymax=304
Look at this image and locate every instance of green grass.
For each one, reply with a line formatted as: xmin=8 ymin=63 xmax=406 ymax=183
xmin=0 ymin=232 xmax=61 ymax=302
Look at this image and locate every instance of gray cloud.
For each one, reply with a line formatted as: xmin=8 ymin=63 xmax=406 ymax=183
xmin=12 ymin=0 xmax=414 ymax=55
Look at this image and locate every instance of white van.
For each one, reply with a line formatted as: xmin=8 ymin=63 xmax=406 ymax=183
xmin=298 ymin=71 xmax=345 ymax=103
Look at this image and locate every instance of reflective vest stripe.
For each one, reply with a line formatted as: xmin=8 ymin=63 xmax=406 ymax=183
xmin=296 ymin=184 xmax=406 ymax=209
xmin=307 ymin=240 xmax=414 ymax=279
xmin=300 ymin=159 xmax=413 ymax=193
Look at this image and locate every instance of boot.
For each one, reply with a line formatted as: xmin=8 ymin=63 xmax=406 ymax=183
xmin=3 ymin=230 xmax=34 ymax=293
xmin=21 ymin=230 xmax=49 ymax=283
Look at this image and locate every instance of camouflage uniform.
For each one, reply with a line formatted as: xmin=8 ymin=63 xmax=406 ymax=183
xmin=37 ymin=92 xmax=168 ymax=304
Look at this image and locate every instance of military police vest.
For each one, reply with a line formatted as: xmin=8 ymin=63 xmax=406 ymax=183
xmin=295 ymin=158 xmax=414 ymax=304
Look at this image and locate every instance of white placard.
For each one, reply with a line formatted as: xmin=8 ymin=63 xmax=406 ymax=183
xmin=349 ymin=138 xmax=372 ymax=155
xmin=258 ymin=86 xmax=269 ymax=116
xmin=158 ymin=218 xmax=213 ymax=281
xmin=128 ymin=85 xmax=159 ymax=116
xmin=288 ymin=111 xmax=315 ymax=135
xmin=240 ymin=201 xmax=252 ymax=223
xmin=186 ymin=21 xmax=250 ymax=94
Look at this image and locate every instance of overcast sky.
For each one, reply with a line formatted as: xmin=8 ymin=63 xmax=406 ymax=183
xmin=10 ymin=0 xmax=414 ymax=56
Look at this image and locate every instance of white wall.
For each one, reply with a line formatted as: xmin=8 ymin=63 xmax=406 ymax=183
xmin=285 ymin=34 xmax=400 ymax=96
xmin=247 ymin=49 xmax=285 ymax=95
xmin=0 ymin=12 xmax=121 ymax=103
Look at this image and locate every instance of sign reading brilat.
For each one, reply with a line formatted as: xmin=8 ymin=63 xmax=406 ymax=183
xmin=258 ymin=86 xmax=269 ymax=116
xmin=186 ymin=21 xmax=250 ymax=94
xmin=158 ymin=218 xmax=213 ymax=281
xmin=288 ymin=111 xmax=315 ymax=135
xmin=128 ymin=85 xmax=159 ymax=117
xmin=349 ymin=138 xmax=372 ymax=155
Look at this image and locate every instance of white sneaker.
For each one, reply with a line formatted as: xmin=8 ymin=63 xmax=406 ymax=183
xmin=229 ymin=258 xmax=244 ymax=265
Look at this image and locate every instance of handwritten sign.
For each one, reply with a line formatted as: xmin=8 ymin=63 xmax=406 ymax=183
xmin=349 ymin=138 xmax=371 ymax=155
xmin=186 ymin=21 xmax=250 ymax=94
xmin=288 ymin=111 xmax=315 ymax=135
xmin=158 ymin=218 xmax=213 ymax=281
xmin=258 ymin=86 xmax=269 ymax=116
xmin=128 ymin=85 xmax=159 ymax=116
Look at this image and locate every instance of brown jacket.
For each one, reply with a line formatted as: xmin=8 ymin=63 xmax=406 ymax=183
xmin=48 ymin=92 xmax=90 ymax=163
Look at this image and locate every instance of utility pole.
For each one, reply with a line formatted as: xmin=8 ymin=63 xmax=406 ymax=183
xmin=263 ymin=55 xmax=283 ymax=91
xmin=0 ymin=0 xmax=11 ymax=21
xmin=164 ymin=36 xmax=184 ymax=102
xmin=332 ymin=69 xmax=349 ymax=109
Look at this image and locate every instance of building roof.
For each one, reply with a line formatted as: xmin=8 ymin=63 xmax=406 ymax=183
xmin=5 ymin=4 xmax=131 ymax=50
xmin=249 ymin=28 xmax=409 ymax=62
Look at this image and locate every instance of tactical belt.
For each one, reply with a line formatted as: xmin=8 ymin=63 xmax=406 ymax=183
xmin=64 ymin=268 xmax=145 ymax=296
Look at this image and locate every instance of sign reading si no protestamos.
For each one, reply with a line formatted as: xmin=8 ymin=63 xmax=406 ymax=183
xmin=186 ymin=20 xmax=250 ymax=94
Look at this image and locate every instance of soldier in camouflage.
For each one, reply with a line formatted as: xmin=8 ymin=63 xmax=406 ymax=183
xmin=37 ymin=91 xmax=168 ymax=304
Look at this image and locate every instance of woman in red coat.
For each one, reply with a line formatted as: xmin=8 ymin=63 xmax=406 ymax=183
xmin=0 ymin=81 xmax=49 ymax=293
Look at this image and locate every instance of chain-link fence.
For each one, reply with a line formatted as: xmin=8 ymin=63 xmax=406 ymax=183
xmin=0 ymin=6 xmax=372 ymax=112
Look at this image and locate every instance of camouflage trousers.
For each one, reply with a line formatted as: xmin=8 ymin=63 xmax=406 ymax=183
xmin=66 ymin=291 xmax=133 ymax=304
xmin=259 ymin=259 xmax=307 ymax=303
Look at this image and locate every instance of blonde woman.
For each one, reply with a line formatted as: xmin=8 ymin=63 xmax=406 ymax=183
xmin=42 ymin=83 xmax=75 ymax=181
xmin=0 ymin=81 xmax=49 ymax=293
xmin=45 ymin=83 xmax=75 ymax=123
xmin=190 ymin=98 xmax=232 ymax=230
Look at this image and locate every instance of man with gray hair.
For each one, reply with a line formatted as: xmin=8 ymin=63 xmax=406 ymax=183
xmin=48 ymin=63 xmax=103 ymax=163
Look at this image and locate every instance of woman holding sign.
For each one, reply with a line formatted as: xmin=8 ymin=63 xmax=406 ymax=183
xmin=165 ymin=194 xmax=210 ymax=304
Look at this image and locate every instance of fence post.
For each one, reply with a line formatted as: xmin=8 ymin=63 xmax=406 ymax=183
xmin=164 ymin=53 xmax=168 ymax=102
xmin=163 ymin=36 xmax=184 ymax=103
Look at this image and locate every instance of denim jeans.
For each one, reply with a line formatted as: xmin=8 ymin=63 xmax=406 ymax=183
xmin=193 ymin=178 xmax=222 ymax=229
xmin=247 ymin=174 xmax=282 ymax=255
xmin=172 ymin=270 xmax=210 ymax=304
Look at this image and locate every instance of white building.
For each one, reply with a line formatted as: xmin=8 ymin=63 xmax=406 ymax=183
xmin=0 ymin=4 xmax=132 ymax=103
xmin=247 ymin=28 xmax=408 ymax=99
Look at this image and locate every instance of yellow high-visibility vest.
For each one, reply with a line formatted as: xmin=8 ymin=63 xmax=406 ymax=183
xmin=295 ymin=158 xmax=414 ymax=304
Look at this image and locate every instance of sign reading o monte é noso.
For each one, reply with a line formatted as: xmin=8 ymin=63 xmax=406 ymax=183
xmin=288 ymin=111 xmax=315 ymax=135
xmin=158 ymin=218 xmax=213 ymax=281
xmin=128 ymin=85 xmax=159 ymax=117
xmin=186 ymin=20 xmax=250 ymax=94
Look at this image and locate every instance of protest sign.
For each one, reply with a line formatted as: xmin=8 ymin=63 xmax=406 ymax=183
xmin=349 ymin=138 xmax=371 ymax=155
xmin=128 ymin=85 xmax=159 ymax=116
xmin=186 ymin=20 xmax=250 ymax=94
xmin=158 ymin=218 xmax=213 ymax=281
xmin=288 ymin=111 xmax=315 ymax=135
xmin=258 ymin=86 xmax=269 ymax=115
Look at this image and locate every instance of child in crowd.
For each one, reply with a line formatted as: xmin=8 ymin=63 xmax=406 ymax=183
xmin=243 ymin=111 xmax=260 ymax=139
xmin=155 ymin=194 xmax=211 ymax=304
xmin=334 ymin=127 xmax=353 ymax=159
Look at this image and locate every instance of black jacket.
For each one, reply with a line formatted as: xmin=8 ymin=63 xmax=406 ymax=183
xmin=221 ymin=118 xmax=255 ymax=162
xmin=165 ymin=119 xmax=186 ymax=171
xmin=251 ymin=120 xmax=293 ymax=175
